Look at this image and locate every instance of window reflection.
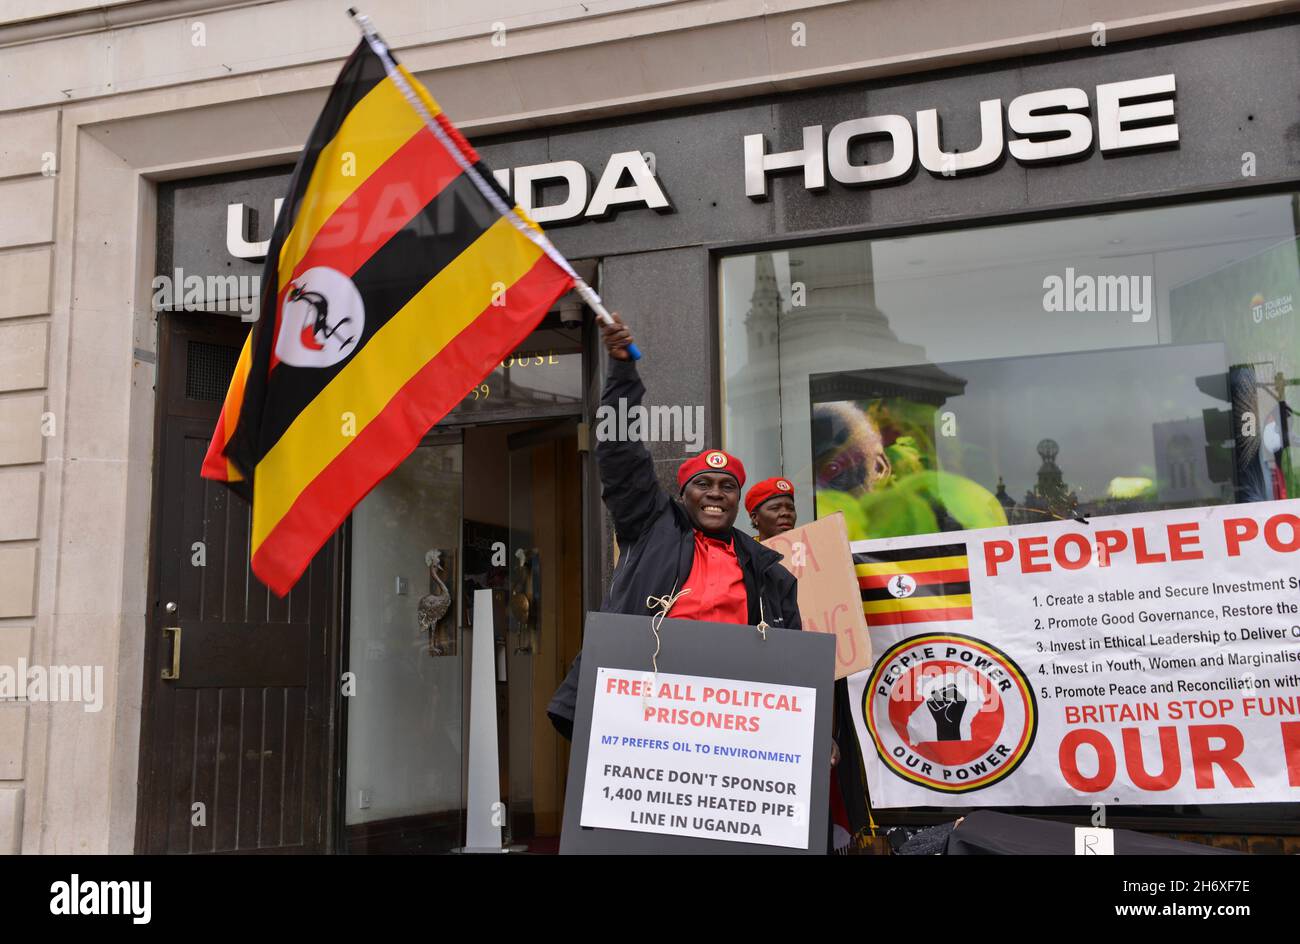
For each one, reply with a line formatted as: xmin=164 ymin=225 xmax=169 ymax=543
xmin=722 ymin=194 xmax=1300 ymax=538
xmin=446 ymin=323 xmax=583 ymax=422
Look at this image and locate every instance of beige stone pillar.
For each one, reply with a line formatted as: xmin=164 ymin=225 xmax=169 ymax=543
xmin=0 ymin=108 xmax=57 ymax=854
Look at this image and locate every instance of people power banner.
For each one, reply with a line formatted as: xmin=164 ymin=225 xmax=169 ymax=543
xmin=847 ymin=499 xmax=1300 ymax=807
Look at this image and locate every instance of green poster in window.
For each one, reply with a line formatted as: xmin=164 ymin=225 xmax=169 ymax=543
xmin=810 ymin=342 xmax=1236 ymax=543
xmin=808 ymin=362 xmax=1010 ymax=541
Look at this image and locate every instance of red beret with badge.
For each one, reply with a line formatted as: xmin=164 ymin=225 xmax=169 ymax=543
xmin=677 ymin=449 xmax=746 ymax=493
xmin=744 ymin=476 xmax=795 ymax=513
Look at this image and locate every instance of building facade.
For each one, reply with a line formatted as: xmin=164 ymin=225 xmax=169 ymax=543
xmin=1 ymin=0 xmax=1298 ymax=853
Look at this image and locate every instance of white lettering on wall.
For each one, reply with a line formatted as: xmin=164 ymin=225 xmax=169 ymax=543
xmin=746 ymin=73 xmax=1178 ymax=198
xmin=226 ymin=198 xmax=284 ymax=259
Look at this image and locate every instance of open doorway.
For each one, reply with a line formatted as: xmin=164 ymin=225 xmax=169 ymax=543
xmin=341 ymin=360 xmax=587 ymax=854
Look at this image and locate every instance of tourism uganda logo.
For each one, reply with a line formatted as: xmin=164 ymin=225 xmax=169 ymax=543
xmin=863 ymin=633 xmax=1036 ymax=793
xmin=853 ymin=542 xmax=973 ymax=627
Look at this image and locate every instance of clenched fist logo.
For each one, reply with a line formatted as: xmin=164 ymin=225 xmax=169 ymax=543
xmin=925 ymin=683 xmax=968 ymax=741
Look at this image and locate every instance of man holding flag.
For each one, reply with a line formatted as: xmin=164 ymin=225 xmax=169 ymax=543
xmin=202 ymin=17 xmax=587 ymax=595
xmin=546 ymin=314 xmax=803 ymax=739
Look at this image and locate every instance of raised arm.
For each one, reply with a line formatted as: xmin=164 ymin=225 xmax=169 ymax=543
xmin=595 ymin=314 xmax=668 ymax=547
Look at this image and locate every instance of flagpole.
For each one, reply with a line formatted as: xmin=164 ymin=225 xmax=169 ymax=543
xmin=347 ymin=7 xmax=643 ymax=361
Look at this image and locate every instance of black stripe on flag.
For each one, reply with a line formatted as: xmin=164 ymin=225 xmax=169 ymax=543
xmin=861 ymin=581 xmax=972 ymax=602
xmin=226 ymin=40 xmax=390 ymax=480
xmin=255 ymin=173 xmax=500 ymax=457
xmin=853 ymin=543 xmax=967 ymax=565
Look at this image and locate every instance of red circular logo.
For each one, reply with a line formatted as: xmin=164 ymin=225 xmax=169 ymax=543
xmin=863 ymin=633 xmax=1036 ymax=793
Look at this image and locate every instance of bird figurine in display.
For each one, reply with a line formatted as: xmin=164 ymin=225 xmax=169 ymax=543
xmin=418 ymin=549 xmax=452 ymax=656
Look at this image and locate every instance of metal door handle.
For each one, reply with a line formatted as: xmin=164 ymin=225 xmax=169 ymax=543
xmin=162 ymin=626 xmax=182 ymax=681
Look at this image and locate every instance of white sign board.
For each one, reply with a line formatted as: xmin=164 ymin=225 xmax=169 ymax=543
xmin=579 ymin=667 xmax=817 ymax=849
xmin=849 ymin=499 xmax=1300 ymax=808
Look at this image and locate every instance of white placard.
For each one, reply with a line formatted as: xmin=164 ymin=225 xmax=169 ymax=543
xmin=580 ymin=668 xmax=817 ymax=849
xmin=465 ymin=588 xmax=502 ymax=850
xmin=1075 ymin=827 xmax=1115 ymax=855
xmin=849 ymin=499 xmax=1300 ymax=808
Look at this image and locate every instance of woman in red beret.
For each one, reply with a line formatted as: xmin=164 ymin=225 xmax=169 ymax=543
xmin=745 ymin=476 xmax=797 ymax=540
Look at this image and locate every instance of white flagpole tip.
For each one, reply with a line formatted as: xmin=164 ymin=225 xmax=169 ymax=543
xmin=344 ymin=7 xmax=640 ymax=359
xmin=348 ymin=7 xmax=377 ymax=38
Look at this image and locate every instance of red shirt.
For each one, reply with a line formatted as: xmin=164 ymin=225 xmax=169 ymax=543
xmin=669 ymin=531 xmax=748 ymax=624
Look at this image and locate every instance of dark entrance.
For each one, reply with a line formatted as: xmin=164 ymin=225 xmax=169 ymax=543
xmin=136 ymin=311 xmax=339 ymax=853
xmin=339 ymin=315 xmax=591 ymax=853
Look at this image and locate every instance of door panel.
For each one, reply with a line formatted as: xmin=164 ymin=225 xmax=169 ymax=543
xmin=138 ymin=313 xmax=337 ymax=854
xmin=505 ymin=421 xmax=583 ymax=846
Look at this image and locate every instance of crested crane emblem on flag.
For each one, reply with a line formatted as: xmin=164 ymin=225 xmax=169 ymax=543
xmin=276 ymin=268 xmax=364 ymax=367
xmin=854 ymin=542 xmax=973 ymax=626
xmin=886 ymin=574 xmax=917 ymax=599
xmin=201 ymin=25 xmax=576 ymax=595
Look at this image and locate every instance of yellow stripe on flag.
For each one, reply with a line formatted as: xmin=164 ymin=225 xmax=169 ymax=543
xmin=862 ymin=594 xmax=973 ymax=614
xmin=855 ymin=555 xmax=969 ymax=577
xmin=223 ymin=334 xmax=252 ymax=482
xmin=393 ymin=64 xmax=548 ymax=236
xmin=397 ymin=65 xmax=443 ymax=122
xmin=252 ymin=218 xmax=542 ymax=550
xmin=277 ymin=77 xmax=427 ymax=290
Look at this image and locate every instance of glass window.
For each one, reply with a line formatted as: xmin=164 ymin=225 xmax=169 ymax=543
xmin=443 ymin=319 xmax=583 ymax=423
xmin=722 ymin=193 xmax=1300 ymax=540
xmin=720 ymin=191 xmax=1300 ymax=830
xmin=346 ymin=442 xmax=464 ymax=851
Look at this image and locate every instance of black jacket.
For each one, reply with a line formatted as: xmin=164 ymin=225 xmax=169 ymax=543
xmin=547 ymin=358 xmax=801 ymax=737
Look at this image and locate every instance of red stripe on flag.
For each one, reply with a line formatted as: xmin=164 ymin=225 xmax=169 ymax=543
xmin=285 ymin=127 xmax=459 ymax=287
xmin=270 ymin=127 xmax=462 ymax=371
xmin=201 ymin=409 xmax=234 ymax=480
xmin=858 ymin=568 xmax=970 ymax=590
xmin=865 ymin=607 xmax=974 ymax=626
xmin=251 ymin=257 xmax=573 ymax=595
xmin=435 ymin=112 xmax=480 ymax=164
xmin=202 ymin=334 xmax=252 ymax=481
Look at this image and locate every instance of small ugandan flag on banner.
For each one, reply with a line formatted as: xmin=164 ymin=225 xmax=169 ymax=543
xmin=202 ymin=32 xmax=574 ymax=595
xmin=854 ymin=543 xmax=972 ymax=626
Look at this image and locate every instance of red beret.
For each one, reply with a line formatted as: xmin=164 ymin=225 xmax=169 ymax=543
xmin=677 ymin=450 xmax=746 ymax=493
xmin=745 ymin=477 xmax=795 ymax=514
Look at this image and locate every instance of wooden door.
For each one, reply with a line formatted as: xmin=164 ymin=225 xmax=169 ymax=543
xmin=505 ymin=421 xmax=583 ymax=845
xmin=136 ymin=312 xmax=338 ymax=853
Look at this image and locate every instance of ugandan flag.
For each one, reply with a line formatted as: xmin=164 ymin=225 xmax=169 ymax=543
xmin=854 ymin=543 xmax=972 ymax=626
xmin=202 ymin=35 xmax=574 ymax=595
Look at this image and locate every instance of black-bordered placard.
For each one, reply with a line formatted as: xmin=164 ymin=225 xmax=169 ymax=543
xmin=560 ymin=612 xmax=834 ymax=854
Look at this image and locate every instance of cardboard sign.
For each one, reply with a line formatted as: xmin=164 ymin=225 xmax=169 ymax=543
xmin=763 ymin=513 xmax=873 ymax=679
xmin=560 ymin=612 xmax=834 ymax=854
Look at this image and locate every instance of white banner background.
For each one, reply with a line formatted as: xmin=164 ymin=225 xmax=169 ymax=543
xmin=848 ymin=499 xmax=1300 ymax=807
